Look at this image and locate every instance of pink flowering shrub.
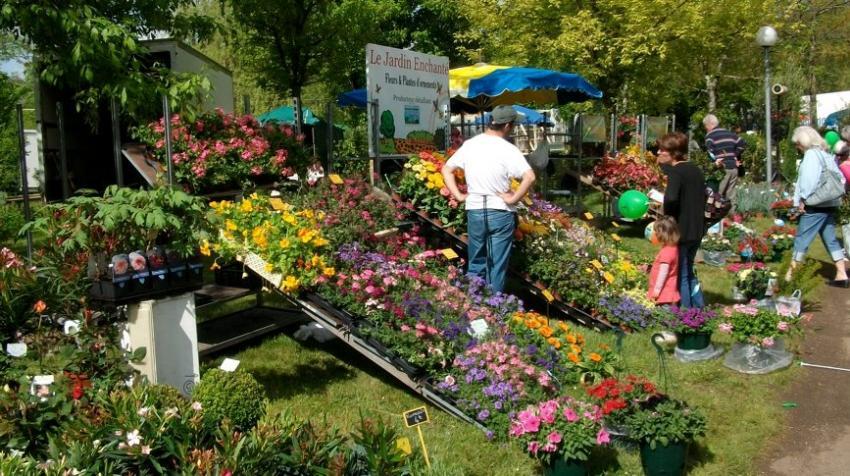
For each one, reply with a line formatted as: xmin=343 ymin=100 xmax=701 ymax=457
xmin=134 ymin=109 xmax=311 ymax=193
xmin=509 ymin=397 xmax=608 ymax=464
xmin=716 ymin=302 xmax=801 ymax=347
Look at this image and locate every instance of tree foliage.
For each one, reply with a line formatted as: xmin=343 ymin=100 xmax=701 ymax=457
xmin=0 ymin=0 xmax=216 ymax=118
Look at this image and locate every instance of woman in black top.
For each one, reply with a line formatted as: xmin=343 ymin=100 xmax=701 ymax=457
xmin=658 ymin=132 xmax=706 ymax=308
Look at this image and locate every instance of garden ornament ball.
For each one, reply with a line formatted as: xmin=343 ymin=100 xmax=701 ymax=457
xmin=825 ymin=130 xmax=840 ymax=151
xmin=618 ymin=190 xmax=650 ymax=220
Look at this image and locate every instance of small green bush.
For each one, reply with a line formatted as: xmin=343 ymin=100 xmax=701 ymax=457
xmin=0 ymin=195 xmax=24 ymax=244
xmin=145 ymin=383 xmax=187 ymax=410
xmin=192 ymin=369 xmax=267 ymax=431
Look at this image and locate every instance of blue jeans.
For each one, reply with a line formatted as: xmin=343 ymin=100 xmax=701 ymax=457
xmin=678 ymin=240 xmax=704 ymax=309
xmin=793 ymin=210 xmax=846 ymax=262
xmin=467 ymin=209 xmax=515 ymax=293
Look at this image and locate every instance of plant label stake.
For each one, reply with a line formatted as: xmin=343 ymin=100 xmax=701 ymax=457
xmin=801 ymin=361 xmax=850 ymax=373
xmin=219 ymin=358 xmax=240 ymax=372
xmin=403 ymin=406 xmax=431 ymax=468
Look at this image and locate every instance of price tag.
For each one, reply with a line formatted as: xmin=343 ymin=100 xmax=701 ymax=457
xmin=269 ymin=198 xmax=287 ymax=211
xmin=63 ymin=320 xmax=80 ymax=336
xmin=610 ymin=233 xmax=621 ymax=242
xmin=219 ymin=358 xmax=240 ymax=372
xmin=522 ymin=196 xmax=533 ymax=206
xmin=590 ymin=259 xmax=603 ymax=270
xmin=6 ymin=343 xmax=26 ymax=357
xmin=469 ymin=319 xmax=490 ymax=338
xmin=541 ymin=289 xmax=555 ymax=303
xmin=441 ymin=248 xmax=459 ymax=260
xmin=329 ymin=174 xmax=344 ymax=185
xmin=611 ymin=221 xmax=620 ymax=228
xmin=602 ymin=272 xmax=615 ymax=284
xmin=403 ymin=407 xmax=430 ymax=427
xmin=583 ymin=212 xmax=594 ymax=220
xmin=396 ymin=437 xmax=413 ymax=455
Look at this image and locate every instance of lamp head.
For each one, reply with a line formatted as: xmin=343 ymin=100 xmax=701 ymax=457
xmin=756 ymin=26 xmax=778 ymax=47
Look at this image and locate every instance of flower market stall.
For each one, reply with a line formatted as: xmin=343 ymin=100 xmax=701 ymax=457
xmin=394 ymin=150 xmax=659 ymax=333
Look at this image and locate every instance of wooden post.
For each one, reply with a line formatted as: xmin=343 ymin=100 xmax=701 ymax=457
xmin=16 ymin=104 xmax=33 ymax=260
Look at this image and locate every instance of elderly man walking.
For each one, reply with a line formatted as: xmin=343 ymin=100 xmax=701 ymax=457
xmin=442 ymin=105 xmax=536 ymax=292
xmin=704 ymin=114 xmax=746 ymax=211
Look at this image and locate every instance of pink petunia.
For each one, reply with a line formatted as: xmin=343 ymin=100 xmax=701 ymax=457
xmin=777 ymin=321 xmax=789 ymax=332
xmin=718 ymin=322 xmax=733 ymax=333
xmin=517 ymin=409 xmax=541 ymax=433
xmin=547 ymin=431 xmax=562 ymax=444
xmin=762 ymin=336 xmax=775 ymax=347
xmin=596 ymin=428 xmax=611 ymax=445
xmin=527 ymin=441 xmax=540 ymax=455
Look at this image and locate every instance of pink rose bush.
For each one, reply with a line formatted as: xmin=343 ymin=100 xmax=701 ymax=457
xmin=135 ymin=109 xmax=311 ymax=193
xmin=509 ymin=397 xmax=608 ymax=464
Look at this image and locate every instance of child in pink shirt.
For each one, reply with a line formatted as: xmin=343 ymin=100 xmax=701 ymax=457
xmin=647 ymin=216 xmax=681 ymax=304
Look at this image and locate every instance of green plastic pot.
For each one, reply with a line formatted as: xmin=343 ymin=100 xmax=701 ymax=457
xmin=676 ymin=332 xmax=712 ymax=351
xmin=639 ymin=441 xmax=687 ymax=476
xmin=543 ymin=457 xmax=587 ymax=476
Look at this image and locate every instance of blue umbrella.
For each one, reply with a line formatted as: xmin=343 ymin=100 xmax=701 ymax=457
xmin=824 ymin=108 xmax=849 ymax=128
xmin=459 ymin=67 xmax=602 ymax=111
xmin=337 ymin=88 xmax=367 ymax=108
xmin=257 ymin=106 xmax=320 ymax=125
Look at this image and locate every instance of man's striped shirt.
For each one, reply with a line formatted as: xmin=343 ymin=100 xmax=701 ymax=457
xmin=705 ymin=128 xmax=745 ymax=169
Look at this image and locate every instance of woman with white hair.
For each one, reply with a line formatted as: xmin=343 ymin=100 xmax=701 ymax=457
xmin=788 ymin=126 xmax=848 ymax=286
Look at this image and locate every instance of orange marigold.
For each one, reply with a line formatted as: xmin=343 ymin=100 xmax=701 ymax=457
xmin=589 ymin=352 xmax=603 ymax=362
xmin=567 ymin=353 xmax=580 ymax=363
xmin=539 ymin=326 xmax=554 ymax=338
xmin=547 ymin=337 xmax=561 ymax=349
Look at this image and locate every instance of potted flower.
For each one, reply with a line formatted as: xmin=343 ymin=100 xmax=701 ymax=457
xmin=509 ymin=397 xmax=610 ymax=476
xmin=718 ymin=303 xmax=799 ymax=373
xmin=734 ymin=266 xmax=773 ymax=301
xmin=660 ymin=307 xmax=717 ymax=352
xmin=585 ymin=375 xmax=660 ymax=436
xmin=770 ymin=199 xmax=794 ymax=220
xmin=737 ymin=234 xmax=769 ymax=262
xmin=700 ymin=234 xmax=732 ymax=266
xmin=762 ymin=226 xmax=795 ymax=262
xmin=625 ymin=397 xmax=707 ymax=476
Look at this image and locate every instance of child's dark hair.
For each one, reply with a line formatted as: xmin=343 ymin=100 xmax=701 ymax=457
xmin=654 ymin=216 xmax=680 ymax=245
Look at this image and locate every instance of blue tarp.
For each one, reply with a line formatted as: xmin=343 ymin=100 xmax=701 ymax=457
xmin=257 ymin=106 xmax=320 ymax=125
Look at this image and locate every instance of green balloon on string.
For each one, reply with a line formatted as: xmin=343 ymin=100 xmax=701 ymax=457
xmin=618 ymin=190 xmax=650 ymax=220
xmin=826 ymin=130 xmax=840 ymax=150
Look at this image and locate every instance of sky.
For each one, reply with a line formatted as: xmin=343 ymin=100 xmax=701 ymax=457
xmin=1 ymin=58 xmax=26 ymax=78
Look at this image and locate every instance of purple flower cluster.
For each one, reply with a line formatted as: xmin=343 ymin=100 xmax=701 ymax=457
xmin=669 ymin=306 xmax=716 ymax=330
xmin=598 ymin=296 xmax=653 ymax=329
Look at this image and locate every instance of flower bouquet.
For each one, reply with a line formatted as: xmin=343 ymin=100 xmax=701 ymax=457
xmin=591 ymin=147 xmax=664 ymax=193
xmin=718 ymin=303 xmax=799 ymax=374
xmin=770 ymin=199 xmax=795 ymax=220
xmin=700 ymin=234 xmax=732 ymax=267
xmin=396 ymin=151 xmax=466 ymax=229
xmin=509 ymin=397 xmax=609 ymax=474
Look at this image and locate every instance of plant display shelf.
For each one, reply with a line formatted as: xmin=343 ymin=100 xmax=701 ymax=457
xmin=406 ymin=208 xmax=616 ymax=331
xmin=561 ymin=169 xmax=662 ymax=220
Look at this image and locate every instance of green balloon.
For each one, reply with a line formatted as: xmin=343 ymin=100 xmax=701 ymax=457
xmin=826 ymin=130 xmax=840 ymax=149
xmin=618 ymin=190 xmax=650 ymax=219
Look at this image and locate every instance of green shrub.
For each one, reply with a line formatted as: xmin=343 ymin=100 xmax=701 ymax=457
xmin=0 ymin=194 xmax=24 ymax=244
xmin=192 ymin=368 xmax=267 ymax=431
xmin=145 ymin=383 xmax=187 ymax=410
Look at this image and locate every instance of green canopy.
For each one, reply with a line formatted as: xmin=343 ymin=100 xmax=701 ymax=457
xmin=257 ymin=106 xmax=320 ymax=125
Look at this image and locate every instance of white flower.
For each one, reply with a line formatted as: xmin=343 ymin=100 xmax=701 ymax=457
xmin=92 ymin=439 xmax=100 ymax=448
xmin=141 ymin=445 xmax=151 ymax=455
xmin=164 ymin=407 xmax=179 ymax=419
xmin=191 ymin=401 xmax=203 ymax=412
xmin=137 ymin=406 xmax=150 ymax=417
xmin=114 ymin=430 xmax=123 ymax=437
xmin=126 ymin=429 xmax=142 ymax=447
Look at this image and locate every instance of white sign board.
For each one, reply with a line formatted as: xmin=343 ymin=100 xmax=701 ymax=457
xmin=366 ymin=44 xmax=450 ymax=156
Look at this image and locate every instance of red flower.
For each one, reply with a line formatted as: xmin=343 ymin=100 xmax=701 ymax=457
xmin=602 ymin=398 xmax=627 ymax=415
xmin=33 ymin=300 xmax=47 ymax=314
xmin=71 ymin=384 xmax=84 ymax=400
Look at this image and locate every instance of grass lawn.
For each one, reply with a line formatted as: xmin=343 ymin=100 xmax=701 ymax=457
xmin=200 ymin=192 xmax=835 ymax=475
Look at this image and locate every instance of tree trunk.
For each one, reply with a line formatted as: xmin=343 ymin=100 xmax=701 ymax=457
xmin=706 ymin=75 xmax=717 ymax=113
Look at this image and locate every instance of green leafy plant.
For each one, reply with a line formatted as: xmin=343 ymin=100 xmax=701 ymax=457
xmin=776 ymin=256 xmax=821 ymax=299
xmin=625 ymin=398 xmax=706 ymax=449
xmin=735 ymin=266 xmax=773 ymax=300
xmin=0 ymin=193 xmax=24 ymax=243
xmin=700 ymin=234 xmax=732 ymax=253
xmin=192 ymin=369 xmax=267 ymax=432
xmin=717 ymin=304 xmax=800 ymax=347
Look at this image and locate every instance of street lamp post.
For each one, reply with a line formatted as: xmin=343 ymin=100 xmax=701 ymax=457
xmin=757 ymin=26 xmax=778 ymax=183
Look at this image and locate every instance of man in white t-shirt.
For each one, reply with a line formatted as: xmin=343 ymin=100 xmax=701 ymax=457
xmin=442 ymin=105 xmax=536 ymax=292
